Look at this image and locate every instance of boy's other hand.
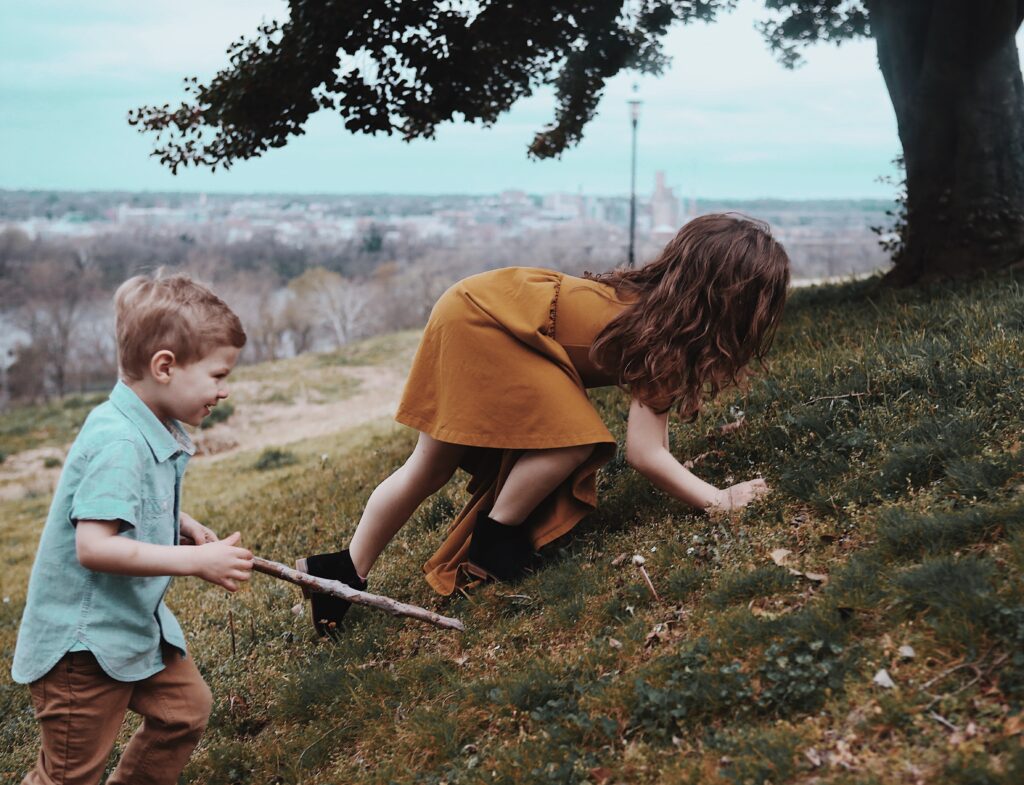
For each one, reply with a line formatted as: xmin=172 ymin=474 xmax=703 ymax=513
xmin=179 ymin=512 xmax=218 ymax=545
xmin=191 ymin=531 xmax=254 ymax=592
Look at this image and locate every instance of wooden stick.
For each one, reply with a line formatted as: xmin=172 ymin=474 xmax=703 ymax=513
xmin=228 ymin=608 xmax=237 ymax=657
xmin=638 ymin=565 xmax=662 ymax=602
xmin=252 ymin=556 xmax=465 ymax=632
xmin=928 ymin=711 xmax=960 ymax=733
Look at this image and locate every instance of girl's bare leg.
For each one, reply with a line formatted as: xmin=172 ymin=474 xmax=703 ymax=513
xmin=348 ymin=432 xmax=466 ymax=577
xmin=489 ymin=443 xmax=595 ymax=526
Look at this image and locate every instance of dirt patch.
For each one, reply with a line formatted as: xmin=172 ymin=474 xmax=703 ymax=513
xmin=0 ymin=364 xmax=409 ymax=499
xmin=194 ymin=364 xmax=407 ymax=462
xmin=0 ymin=446 xmax=66 ymax=502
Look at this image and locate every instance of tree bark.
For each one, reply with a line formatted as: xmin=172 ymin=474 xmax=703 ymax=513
xmin=869 ymin=0 xmax=1024 ymax=282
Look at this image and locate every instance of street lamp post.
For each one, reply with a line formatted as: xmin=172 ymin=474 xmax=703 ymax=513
xmin=627 ymin=85 xmax=642 ymax=268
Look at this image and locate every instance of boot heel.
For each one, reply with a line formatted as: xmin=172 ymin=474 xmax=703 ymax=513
xmin=463 ymin=560 xmax=497 ymax=582
xmin=465 ymin=513 xmax=539 ymax=583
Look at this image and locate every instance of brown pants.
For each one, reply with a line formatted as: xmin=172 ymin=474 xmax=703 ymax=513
xmin=23 ymin=647 xmax=212 ymax=785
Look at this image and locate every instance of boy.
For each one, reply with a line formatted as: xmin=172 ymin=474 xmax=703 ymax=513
xmin=11 ymin=272 xmax=254 ymax=785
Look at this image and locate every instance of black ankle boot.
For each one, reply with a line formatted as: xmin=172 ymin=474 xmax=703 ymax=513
xmin=295 ymin=549 xmax=367 ymax=637
xmin=465 ymin=513 xmax=539 ymax=583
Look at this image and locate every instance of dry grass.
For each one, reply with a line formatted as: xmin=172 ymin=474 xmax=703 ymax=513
xmin=2 ymin=273 xmax=1023 ymax=784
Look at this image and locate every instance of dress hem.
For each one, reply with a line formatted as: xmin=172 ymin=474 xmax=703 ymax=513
xmin=395 ymin=408 xmax=615 ymax=450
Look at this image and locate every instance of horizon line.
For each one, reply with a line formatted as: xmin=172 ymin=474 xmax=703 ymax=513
xmin=0 ymin=187 xmax=896 ymax=203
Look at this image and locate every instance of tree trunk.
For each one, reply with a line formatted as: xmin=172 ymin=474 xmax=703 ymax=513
xmin=869 ymin=0 xmax=1024 ymax=283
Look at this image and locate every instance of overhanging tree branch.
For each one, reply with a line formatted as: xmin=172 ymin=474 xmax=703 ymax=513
xmin=130 ymin=1 xmax=740 ymax=172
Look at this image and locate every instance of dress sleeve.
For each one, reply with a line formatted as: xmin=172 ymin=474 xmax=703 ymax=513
xmin=69 ymin=439 xmax=143 ymax=529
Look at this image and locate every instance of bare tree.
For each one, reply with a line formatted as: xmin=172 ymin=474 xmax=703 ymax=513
xmin=6 ymin=250 xmax=101 ymax=398
xmin=220 ymin=271 xmax=290 ymax=363
xmin=289 ymin=267 xmax=376 ymax=348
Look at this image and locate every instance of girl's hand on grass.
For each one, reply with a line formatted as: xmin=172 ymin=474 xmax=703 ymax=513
xmin=708 ymin=478 xmax=770 ymax=513
xmin=190 ymin=531 xmax=253 ymax=592
xmin=179 ymin=512 xmax=219 ymax=545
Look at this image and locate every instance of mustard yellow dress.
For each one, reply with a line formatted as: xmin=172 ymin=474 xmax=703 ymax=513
xmin=394 ymin=267 xmax=632 ymax=595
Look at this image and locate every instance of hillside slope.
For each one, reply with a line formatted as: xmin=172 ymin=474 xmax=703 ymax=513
xmin=2 ymin=272 xmax=1023 ymax=784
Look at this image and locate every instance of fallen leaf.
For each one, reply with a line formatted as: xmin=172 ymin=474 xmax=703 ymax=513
xmin=770 ymin=546 xmax=828 ymax=583
xmin=1003 ymin=714 xmax=1024 ymax=736
xmin=898 ymin=644 xmax=916 ymax=660
xmin=750 ymin=606 xmax=782 ymax=619
xmin=827 ymin=736 xmax=861 ymax=771
xmin=770 ymin=548 xmax=793 ymax=567
xmin=611 ymin=553 xmax=629 ymax=567
xmin=720 ymin=416 xmax=746 ymax=434
xmin=644 ymin=624 xmax=668 ymax=648
xmin=682 ymin=449 xmax=720 ymax=470
xmin=873 ymin=668 xmax=896 ymax=689
xmin=608 ymin=637 xmax=623 ymax=650
xmin=804 ymin=748 xmax=823 ymax=768
xmin=589 ymin=768 xmax=613 ymax=784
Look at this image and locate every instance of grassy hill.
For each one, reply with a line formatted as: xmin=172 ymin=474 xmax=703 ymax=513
xmin=1 ymin=272 xmax=1023 ymax=784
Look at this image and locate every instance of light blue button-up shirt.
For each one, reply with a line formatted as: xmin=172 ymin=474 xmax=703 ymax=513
xmin=11 ymin=381 xmax=195 ymax=684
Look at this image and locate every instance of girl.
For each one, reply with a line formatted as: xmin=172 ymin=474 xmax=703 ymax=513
xmin=297 ymin=213 xmax=790 ymax=635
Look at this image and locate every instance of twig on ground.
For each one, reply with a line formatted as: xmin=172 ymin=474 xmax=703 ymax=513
xmin=806 ymin=392 xmax=870 ymax=404
xmin=928 ymin=711 xmax=959 ymax=733
xmin=253 ymin=556 xmax=465 ymax=632
xmin=632 ymin=555 xmax=661 ymax=602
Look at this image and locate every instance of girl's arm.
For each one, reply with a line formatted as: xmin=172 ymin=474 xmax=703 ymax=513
xmin=625 ymin=396 xmax=768 ymax=511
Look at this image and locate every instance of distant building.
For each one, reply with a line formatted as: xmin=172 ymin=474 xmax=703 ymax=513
xmin=542 ymin=192 xmax=585 ymax=221
xmin=499 ymin=190 xmax=530 ymax=207
xmin=650 ymin=171 xmax=680 ymax=238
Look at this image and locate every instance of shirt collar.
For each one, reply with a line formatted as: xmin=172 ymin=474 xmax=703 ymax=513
xmin=109 ymin=381 xmax=196 ymax=462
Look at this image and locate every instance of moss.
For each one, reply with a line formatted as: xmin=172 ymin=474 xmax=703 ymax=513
xmin=707 ymin=566 xmax=798 ymax=609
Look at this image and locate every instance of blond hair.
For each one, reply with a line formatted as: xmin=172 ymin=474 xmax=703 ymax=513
xmin=114 ymin=272 xmax=246 ymax=380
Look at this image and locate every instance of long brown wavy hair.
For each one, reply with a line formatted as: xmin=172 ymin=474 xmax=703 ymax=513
xmin=587 ymin=213 xmax=790 ymax=420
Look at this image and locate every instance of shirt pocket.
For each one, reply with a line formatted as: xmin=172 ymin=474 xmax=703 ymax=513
xmin=139 ymin=495 xmax=175 ymax=542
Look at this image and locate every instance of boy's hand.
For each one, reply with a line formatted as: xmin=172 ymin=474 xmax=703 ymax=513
xmin=189 ymin=531 xmax=253 ymax=592
xmin=708 ymin=479 xmax=770 ymax=514
xmin=179 ymin=512 xmax=218 ymax=545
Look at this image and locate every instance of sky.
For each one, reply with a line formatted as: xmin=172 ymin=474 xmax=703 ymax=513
xmin=0 ymin=1 xmax=913 ymax=199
